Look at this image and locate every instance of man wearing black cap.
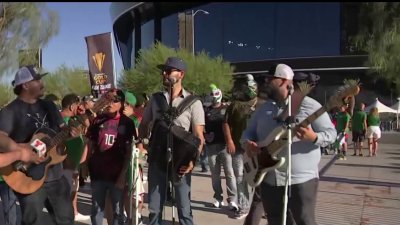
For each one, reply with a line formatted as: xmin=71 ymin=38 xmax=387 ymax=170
xmin=0 ymin=65 xmax=81 ymax=225
xmin=241 ymin=66 xmax=336 ymax=225
xmin=138 ymin=57 xmax=205 ymax=225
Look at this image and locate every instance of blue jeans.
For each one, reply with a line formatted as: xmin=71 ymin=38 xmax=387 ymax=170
xmin=232 ymin=150 xmax=251 ymax=212
xmin=0 ymin=182 xmax=19 ymax=225
xmin=91 ymin=180 xmax=124 ymax=225
xmin=148 ymin=162 xmax=193 ymax=225
xmin=199 ymin=147 xmax=208 ymax=171
xmin=16 ymin=176 xmax=74 ymax=225
xmin=206 ymin=143 xmax=237 ymax=203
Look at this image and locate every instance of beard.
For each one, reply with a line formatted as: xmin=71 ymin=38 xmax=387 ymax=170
xmin=162 ymin=76 xmax=179 ymax=88
xmin=258 ymin=83 xmax=277 ymax=101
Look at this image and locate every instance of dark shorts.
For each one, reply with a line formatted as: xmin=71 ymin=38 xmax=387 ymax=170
xmin=352 ymin=130 xmax=365 ymax=142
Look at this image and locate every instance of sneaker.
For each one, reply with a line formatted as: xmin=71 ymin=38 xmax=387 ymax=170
xmin=359 ymin=153 xmax=363 ymax=157
xmin=138 ymin=216 xmax=144 ymax=225
xmin=212 ymin=199 xmax=225 ymax=208
xmin=229 ymin=201 xmax=239 ymax=211
xmin=232 ymin=210 xmax=248 ymax=219
xmin=75 ymin=213 xmax=90 ymax=221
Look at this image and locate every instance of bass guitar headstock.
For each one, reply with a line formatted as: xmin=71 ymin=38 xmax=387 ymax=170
xmin=325 ymin=79 xmax=360 ymax=111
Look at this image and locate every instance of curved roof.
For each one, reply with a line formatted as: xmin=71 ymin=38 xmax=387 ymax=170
xmin=109 ymin=2 xmax=144 ymax=24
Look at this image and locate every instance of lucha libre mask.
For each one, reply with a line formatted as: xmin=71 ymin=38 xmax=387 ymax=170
xmin=231 ymin=74 xmax=258 ymax=101
xmin=210 ymin=83 xmax=222 ymax=105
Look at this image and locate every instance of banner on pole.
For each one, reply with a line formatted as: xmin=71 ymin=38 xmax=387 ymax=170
xmin=85 ymin=32 xmax=115 ymax=97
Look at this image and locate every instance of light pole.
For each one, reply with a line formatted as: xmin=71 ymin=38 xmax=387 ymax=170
xmin=191 ymin=9 xmax=209 ymax=55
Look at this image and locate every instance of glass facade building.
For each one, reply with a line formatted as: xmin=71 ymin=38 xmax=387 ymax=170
xmin=110 ymin=2 xmax=363 ymax=70
xmin=111 ymin=2 xmax=394 ymax=105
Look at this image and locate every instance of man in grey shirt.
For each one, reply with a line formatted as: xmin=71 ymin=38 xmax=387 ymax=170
xmin=241 ymin=64 xmax=336 ymax=225
xmin=137 ymin=57 xmax=205 ymax=225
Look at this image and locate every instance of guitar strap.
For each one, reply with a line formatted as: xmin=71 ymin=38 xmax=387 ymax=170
xmin=152 ymin=92 xmax=200 ymax=123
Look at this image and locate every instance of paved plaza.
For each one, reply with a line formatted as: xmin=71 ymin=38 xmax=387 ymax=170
xmin=1 ymin=132 xmax=400 ymax=225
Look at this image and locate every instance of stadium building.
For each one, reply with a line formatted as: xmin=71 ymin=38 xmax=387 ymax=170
xmin=110 ymin=2 xmax=392 ymax=104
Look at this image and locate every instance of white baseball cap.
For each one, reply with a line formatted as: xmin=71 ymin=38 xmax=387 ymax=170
xmin=267 ymin=64 xmax=294 ymax=81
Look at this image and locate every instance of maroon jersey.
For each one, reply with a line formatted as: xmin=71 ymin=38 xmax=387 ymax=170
xmin=87 ymin=113 xmax=136 ymax=182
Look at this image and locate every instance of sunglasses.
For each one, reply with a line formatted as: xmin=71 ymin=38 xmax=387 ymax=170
xmin=162 ymin=68 xmax=181 ymax=74
xmin=112 ymin=95 xmax=124 ymax=103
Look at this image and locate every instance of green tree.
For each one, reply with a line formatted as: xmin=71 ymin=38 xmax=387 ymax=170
xmin=43 ymin=65 xmax=91 ymax=98
xmin=0 ymin=3 xmax=59 ymax=75
xmin=0 ymin=65 xmax=91 ymax=108
xmin=118 ymin=42 xmax=234 ymax=97
xmin=352 ymin=2 xmax=400 ymax=95
xmin=0 ymin=83 xmax=14 ymax=107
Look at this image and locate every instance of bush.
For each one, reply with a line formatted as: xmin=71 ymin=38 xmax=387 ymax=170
xmin=118 ymin=42 xmax=234 ymax=97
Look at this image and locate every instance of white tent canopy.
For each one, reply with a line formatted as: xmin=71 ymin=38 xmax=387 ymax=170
xmin=365 ymin=98 xmax=397 ymax=113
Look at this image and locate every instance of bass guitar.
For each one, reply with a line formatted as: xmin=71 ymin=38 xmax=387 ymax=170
xmin=244 ymin=81 xmax=360 ymax=187
xmin=0 ymin=93 xmax=114 ymax=194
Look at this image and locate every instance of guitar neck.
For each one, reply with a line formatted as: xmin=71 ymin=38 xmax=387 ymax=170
xmin=48 ymin=127 xmax=72 ymax=150
xmin=264 ymin=105 xmax=328 ymax=156
xmin=295 ymin=105 xmax=328 ymax=130
xmin=46 ymin=97 xmax=110 ymax=150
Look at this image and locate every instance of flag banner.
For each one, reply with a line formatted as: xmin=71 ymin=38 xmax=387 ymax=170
xmin=85 ymin=32 xmax=115 ymax=97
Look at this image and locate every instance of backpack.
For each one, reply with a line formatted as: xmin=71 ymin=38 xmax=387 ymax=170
xmin=148 ymin=92 xmax=201 ymax=174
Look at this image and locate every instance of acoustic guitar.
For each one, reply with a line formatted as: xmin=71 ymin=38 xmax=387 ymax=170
xmin=0 ymin=93 xmax=114 ymax=194
xmin=243 ymin=81 xmax=360 ymax=187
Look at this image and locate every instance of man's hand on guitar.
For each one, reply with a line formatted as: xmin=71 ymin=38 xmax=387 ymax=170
xmin=17 ymin=144 xmax=43 ymax=164
xmin=179 ymin=160 xmax=194 ymax=175
xmin=244 ymin=140 xmax=260 ymax=157
xmin=226 ymin=139 xmax=236 ymax=154
xmin=295 ymin=126 xmax=317 ymax=142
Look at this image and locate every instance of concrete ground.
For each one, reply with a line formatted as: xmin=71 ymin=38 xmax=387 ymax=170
xmin=1 ymin=132 xmax=400 ymax=225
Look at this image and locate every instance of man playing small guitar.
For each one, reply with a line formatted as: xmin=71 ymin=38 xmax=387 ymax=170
xmin=241 ymin=64 xmax=337 ymax=225
xmin=0 ymin=65 xmax=81 ymax=225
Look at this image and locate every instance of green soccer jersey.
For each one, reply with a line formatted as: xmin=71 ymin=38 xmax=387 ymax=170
xmin=367 ymin=114 xmax=381 ymax=126
xmin=63 ymin=116 xmax=86 ymax=170
xmin=336 ymin=111 xmax=351 ymax=133
xmin=351 ymin=110 xmax=367 ymax=132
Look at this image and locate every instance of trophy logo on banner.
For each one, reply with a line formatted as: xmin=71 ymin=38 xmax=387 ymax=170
xmin=92 ymin=52 xmax=111 ymax=94
xmin=85 ymin=32 xmax=115 ymax=97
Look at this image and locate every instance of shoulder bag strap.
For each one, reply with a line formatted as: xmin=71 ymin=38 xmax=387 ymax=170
xmin=175 ymin=95 xmax=200 ymax=117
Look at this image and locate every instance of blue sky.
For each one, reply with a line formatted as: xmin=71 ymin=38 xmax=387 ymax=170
xmin=43 ymin=2 xmax=123 ymax=75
